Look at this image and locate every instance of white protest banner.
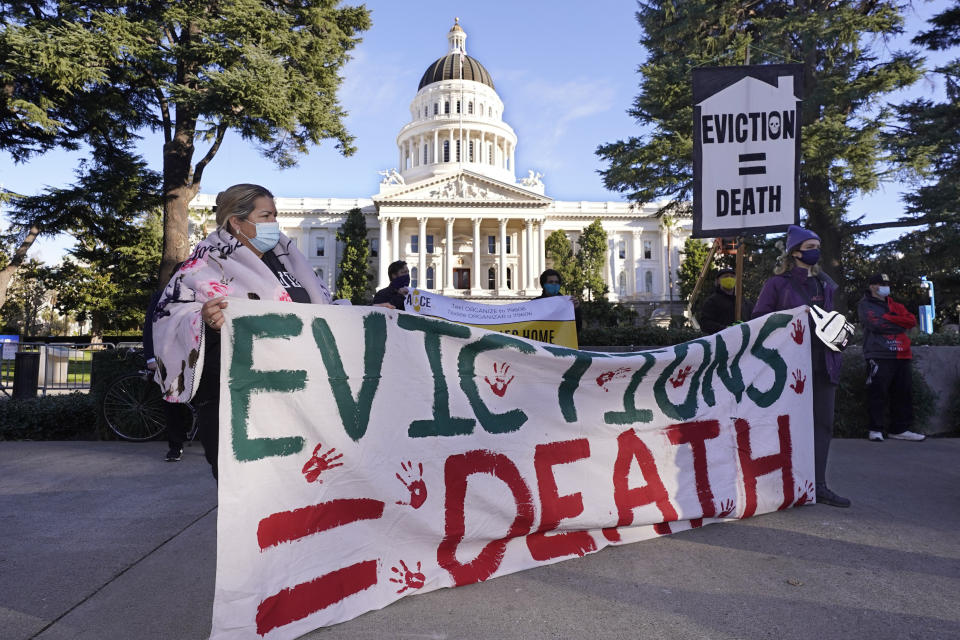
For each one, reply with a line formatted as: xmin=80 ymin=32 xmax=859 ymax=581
xmin=213 ymin=300 xmax=815 ymax=639
xmin=404 ymin=288 xmax=578 ymax=348
xmin=692 ymin=64 xmax=803 ymax=238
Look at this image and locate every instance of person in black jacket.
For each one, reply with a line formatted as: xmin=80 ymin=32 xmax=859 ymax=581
xmin=373 ymin=260 xmax=410 ymax=310
xmin=857 ymin=272 xmax=925 ymax=443
xmin=698 ymin=268 xmax=754 ymax=335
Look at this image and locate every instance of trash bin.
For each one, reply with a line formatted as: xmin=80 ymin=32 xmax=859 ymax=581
xmin=12 ymin=351 xmax=40 ymax=399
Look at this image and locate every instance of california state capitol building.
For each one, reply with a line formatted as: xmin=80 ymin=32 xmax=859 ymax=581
xmin=191 ymin=20 xmax=692 ymax=314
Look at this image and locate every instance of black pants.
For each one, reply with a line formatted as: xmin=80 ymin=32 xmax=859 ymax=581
xmin=195 ymin=399 xmax=219 ymax=481
xmin=812 ymin=372 xmax=835 ymax=488
xmin=866 ymin=358 xmax=913 ymax=434
xmin=162 ymin=401 xmax=192 ymax=450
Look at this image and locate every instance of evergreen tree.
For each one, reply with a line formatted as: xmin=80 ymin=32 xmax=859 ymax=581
xmin=544 ymin=230 xmax=578 ymax=295
xmin=45 ymin=210 xmax=163 ymax=339
xmin=576 ymin=219 xmax=609 ymax=302
xmin=597 ymin=1 xmax=924 ymax=305
xmin=0 ymin=259 xmax=49 ymax=336
xmin=2 ymin=1 xmax=371 ymax=284
xmin=677 ymin=237 xmax=715 ymax=303
xmin=335 ymin=208 xmax=372 ymax=304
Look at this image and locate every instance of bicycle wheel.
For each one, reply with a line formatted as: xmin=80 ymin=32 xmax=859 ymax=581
xmin=103 ymin=373 xmax=167 ymax=441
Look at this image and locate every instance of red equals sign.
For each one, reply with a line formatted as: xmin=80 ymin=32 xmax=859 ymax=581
xmin=738 ymin=152 xmax=766 ymax=175
xmin=255 ymin=498 xmax=384 ymax=636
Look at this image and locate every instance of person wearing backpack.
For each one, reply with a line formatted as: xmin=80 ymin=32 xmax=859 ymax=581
xmin=858 ymin=273 xmax=925 ymax=443
xmin=753 ymin=225 xmax=851 ymax=508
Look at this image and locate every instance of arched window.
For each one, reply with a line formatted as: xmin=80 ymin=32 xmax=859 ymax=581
xmin=456 ymin=100 xmax=461 ymax=114
xmin=487 ymin=267 xmax=496 ymax=289
xmin=455 ymin=140 xmax=461 ymax=162
xmin=644 ymin=270 xmax=653 ymax=293
xmin=468 ymin=101 xmax=474 ymax=114
xmin=488 ymin=106 xmax=492 ymax=117
xmin=411 ymin=267 xmax=419 ymax=288
xmin=506 ymin=267 xmax=513 ymax=289
xmin=488 ymin=142 xmax=494 ymax=165
xmin=618 ymin=271 xmax=626 ymax=297
xmin=444 ymin=101 xmax=450 ymax=114
xmin=423 ymin=144 xmax=428 ymax=164
xmin=469 ymin=140 xmax=475 ymax=162
xmin=433 ymin=103 xmax=438 ymax=115
xmin=443 ymin=141 xmax=450 ymax=163
xmin=426 ymin=266 xmax=435 ymax=289
xmin=423 ymin=106 xmax=428 ymax=117
xmin=618 ymin=240 xmax=626 ymax=259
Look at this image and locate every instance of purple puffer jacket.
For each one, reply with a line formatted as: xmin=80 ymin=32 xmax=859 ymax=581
xmin=752 ymin=266 xmax=842 ymax=384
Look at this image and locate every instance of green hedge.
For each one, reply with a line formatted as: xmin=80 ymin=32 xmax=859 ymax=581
xmin=0 ymin=392 xmax=99 ymax=440
xmin=580 ymin=325 xmax=703 ymax=348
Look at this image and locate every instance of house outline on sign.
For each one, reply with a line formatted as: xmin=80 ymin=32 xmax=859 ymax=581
xmin=695 ymin=72 xmax=801 ymax=236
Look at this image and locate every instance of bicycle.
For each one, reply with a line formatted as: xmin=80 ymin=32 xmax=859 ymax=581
xmin=102 ymin=348 xmax=198 ymax=442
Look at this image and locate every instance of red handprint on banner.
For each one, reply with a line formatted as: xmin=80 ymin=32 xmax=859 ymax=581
xmin=791 ymin=319 xmax=805 ymax=344
xmin=596 ymin=367 xmax=632 ymax=392
xmin=795 ymin=481 xmax=815 ymax=506
xmin=715 ymin=498 xmax=736 ymax=518
xmin=484 ymin=362 xmax=515 ymax=397
xmin=301 ymin=443 xmax=344 ymax=483
xmin=789 ymin=369 xmax=806 ymax=394
xmin=669 ymin=365 xmax=693 ymax=388
xmin=389 ymin=559 xmax=425 ymax=594
xmin=395 ymin=461 xmax=427 ymax=509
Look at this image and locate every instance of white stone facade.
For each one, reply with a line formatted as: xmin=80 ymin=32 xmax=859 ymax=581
xmin=191 ymin=21 xmax=691 ymax=307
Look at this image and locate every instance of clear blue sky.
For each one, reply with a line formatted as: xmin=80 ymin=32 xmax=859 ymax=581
xmin=0 ymin=0 xmax=953 ymax=262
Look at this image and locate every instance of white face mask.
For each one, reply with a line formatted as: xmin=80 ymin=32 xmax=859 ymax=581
xmin=876 ymin=285 xmax=890 ymax=298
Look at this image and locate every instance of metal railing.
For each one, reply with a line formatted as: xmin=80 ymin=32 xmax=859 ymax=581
xmin=1 ymin=342 xmax=118 ymax=397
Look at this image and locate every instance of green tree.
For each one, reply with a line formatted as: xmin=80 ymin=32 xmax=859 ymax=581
xmin=45 ymin=210 xmax=163 ymax=339
xmin=2 ymin=1 xmax=371 ymax=284
xmin=0 ymin=259 xmax=49 ymax=336
xmin=597 ymin=1 xmax=924 ymax=306
xmin=544 ymin=230 xmax=578 ymax=295
xmin=677 ymin=237 xmax=715 ymax=302
xmin=576 ymin=219 xmax=608 ymax=302
xmin=335 ymin=208 xmax=372 ymax=304
xmin=1 ymin=143 xmax=161 ymax=309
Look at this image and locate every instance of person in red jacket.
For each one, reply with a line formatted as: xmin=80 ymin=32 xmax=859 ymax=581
xmin=857 ymin=273 xmax=926 ymax=442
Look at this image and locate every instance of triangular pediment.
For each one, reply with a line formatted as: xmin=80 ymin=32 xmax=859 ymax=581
xmin=374 ymin=170 xmax=552 ymax=207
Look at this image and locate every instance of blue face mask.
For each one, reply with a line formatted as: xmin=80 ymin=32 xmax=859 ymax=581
xmin=391 ymin=274 xmax=410 ymax=289
xmin=876 ymin=285 xmax=890 ymax=298
xmin=244 ymin=221 xmax=280 ymax=253
xmin=543 ymin=283 xmax=561 ymax=295
xmin=796 ymin=248 xmax=820 ymax=266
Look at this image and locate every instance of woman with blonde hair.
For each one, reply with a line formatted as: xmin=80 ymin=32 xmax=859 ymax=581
xmin=151 ymin=183 xmax=332 ymax=479
xmin=753 ymin=225 xmax=850 ymax=508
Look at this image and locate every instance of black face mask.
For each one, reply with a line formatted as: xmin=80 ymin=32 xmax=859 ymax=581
xmin=391 ymin=273 xmax=410 ymax=289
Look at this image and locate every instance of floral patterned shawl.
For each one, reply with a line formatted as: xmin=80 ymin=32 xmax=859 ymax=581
xmin=151 ymin=228 xmax=332 ymax=403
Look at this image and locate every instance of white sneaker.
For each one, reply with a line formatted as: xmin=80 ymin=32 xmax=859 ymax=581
xmin=888 ymin=430 xmax=926 ymax=441
xmin=868 ymin=431 xmax=884 ymax=442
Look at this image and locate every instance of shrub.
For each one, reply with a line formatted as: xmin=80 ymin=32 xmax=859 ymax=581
xmin=0 ymin=392 xmax=99 ymax=440
xmin=834 ymin=357 xmax=937 ymax=438
xmin=580 ymin=324 xmax=703 ymax=348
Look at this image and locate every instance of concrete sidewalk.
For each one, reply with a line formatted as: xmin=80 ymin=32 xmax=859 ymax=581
xmin=2 ymin=438 xmax=958 ymax=640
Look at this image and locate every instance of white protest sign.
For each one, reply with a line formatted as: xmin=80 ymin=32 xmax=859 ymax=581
xmin=212 ymin=300 xmax=815 ymax=639
xmin=404 ymin=289 xmax=578 ymax=347
xmin=693 ymin=64 xmax=802 ymax=238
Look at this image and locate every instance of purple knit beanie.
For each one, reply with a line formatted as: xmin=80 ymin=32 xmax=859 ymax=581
xmin=785 ymin=225 xmax=819 ymax=252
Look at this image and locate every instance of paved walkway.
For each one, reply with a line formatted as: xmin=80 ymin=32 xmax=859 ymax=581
xmin=2 ymin=438 xmax=958 ymax=640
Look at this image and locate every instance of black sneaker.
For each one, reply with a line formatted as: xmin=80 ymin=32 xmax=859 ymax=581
xmin=165 ymin=447 xmax=183 ymax=462
xmin=816 ymin=485 xmax=851 ymax=508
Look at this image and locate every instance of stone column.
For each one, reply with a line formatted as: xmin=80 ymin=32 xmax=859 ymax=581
xmin=445 ymin=216 xmax=455 ymax=292
xmin=498 ymin=218 xmax=508 ymax=292
xmin=418 ymin=217 xmax=427 ymax=290
xmin=537 ymin=221 xmax=546 ymax=284
xmin=378 ymin=215 xmax=389 ymax=288
xmin=509 ymin=142 xmax=515 ymax=173
xmin=524 ymin=218 xmax=535 ymax=290
xmin=391 ymin=216 xmax=400 ymax=262
xmin=472 ymin=217 xmax=482 ymax=294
